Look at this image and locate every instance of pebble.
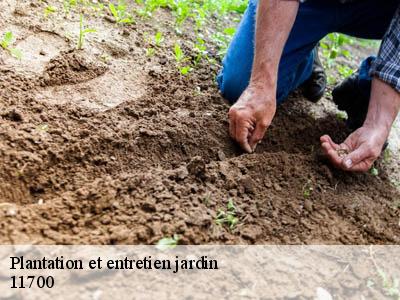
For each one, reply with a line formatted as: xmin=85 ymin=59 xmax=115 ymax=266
xmin=217 ymin=150 xmax=226 ymax=161
xmin=304 ymin=199 xmax=313 ymax=212
xmin=6 ymin=207 xmax=17 ymax=217
xmin=273 ymin=183 xmax=282 ymax=191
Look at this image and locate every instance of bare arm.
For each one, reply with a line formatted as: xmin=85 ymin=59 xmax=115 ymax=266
xmin=229 ymin=0 xmax=299 ymax=153
xmin=250 ymin=0 xmax=299 ymax=90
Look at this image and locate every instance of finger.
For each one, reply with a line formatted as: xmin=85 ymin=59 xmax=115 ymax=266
xmin=229 ymin=112 xmax=236 ymax=139
xmin=248 ymin=121 xmax=269 ymax=151
xmin=320 ymin=135 xmax=340 ymax=150
xmin=321 ymin=141 xmax=333 ymax=155
xmin=325 ymin=147 xmax=343 ymax=168
xmin=346 ymin=160 xmax=373 ymax=172
xmin=236 ymin=124 xmax=252 ymax=153
xmin=234 ymin=117 xmax=253 ymax=153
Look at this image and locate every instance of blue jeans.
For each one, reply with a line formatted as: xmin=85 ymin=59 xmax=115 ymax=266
xmin=217 ymin=0 xmax=398 ymax=104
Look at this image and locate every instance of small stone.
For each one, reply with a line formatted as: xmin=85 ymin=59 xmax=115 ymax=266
xmin=304 ymin=199 xmax=313 ymax=212
xmin=264 ymin=179 xmax=272 ymax=188
xmin=175 ymin=166 xmax=189 ymax=180
xmin=240 ymin=177 xmax=255 ymax=194
xmin=273 ymin=183 xmax=282 ymax=191
xmin=217 ymin=150 xmax=226 ymax=161
xmin=241 ymin=225 xmax=262 ymax=242
xmin=37 ymin=199 xmax=44 ymax=205
xmin=6 ymin=207 xmax=17 ymax=217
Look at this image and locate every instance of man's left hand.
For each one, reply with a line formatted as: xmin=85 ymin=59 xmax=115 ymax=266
xmin=320 ymin=125 xmax=389 ymax=172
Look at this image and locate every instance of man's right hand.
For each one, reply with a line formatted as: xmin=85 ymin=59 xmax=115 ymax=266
xmin=228 ymin=85 xmax=276 ymax=153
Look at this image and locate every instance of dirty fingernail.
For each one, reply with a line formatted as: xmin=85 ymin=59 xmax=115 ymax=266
xmin=344 ymin=158 xmax=352 ymax=168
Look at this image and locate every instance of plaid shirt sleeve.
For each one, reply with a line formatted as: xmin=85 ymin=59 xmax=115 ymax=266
xmin=369 ymin=5 xmax=400 ymax=93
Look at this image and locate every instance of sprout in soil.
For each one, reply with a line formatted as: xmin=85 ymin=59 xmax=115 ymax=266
xmin=156 ymin=234 xmax=180 ymax=251
xmin=173 ymin=42 xmax=191 ymax=75
xmin=44 ymin=5 xmax=57 ymax=18
xmin=336 ymin=111 xmax=347 ymax=121
xmin=154 ymin=31 xmax=164 ymax=47
xmin=0 ymin=31 xmax=22 ymax=59
xmin=215 ymin=199 xmax=239 ymax=230
xmin=302 ymin=180 xmax=314 ymax=198
xmin=109 ymin=1 xmax=134 ymax=24
xmin=370 ymin=166 xmax=379 ymax=177
xmin=77 ymin=14 xmax=96 ymax=50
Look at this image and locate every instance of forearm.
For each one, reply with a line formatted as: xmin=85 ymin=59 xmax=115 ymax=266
xmin=364 ymin=78 xmax=400 ymax=134
xmin=250 ymin=0 xmax=299 ymax=91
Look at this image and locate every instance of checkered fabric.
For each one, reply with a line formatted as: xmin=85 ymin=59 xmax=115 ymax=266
xmin=370 ymin=5 xmax=400 ymax=93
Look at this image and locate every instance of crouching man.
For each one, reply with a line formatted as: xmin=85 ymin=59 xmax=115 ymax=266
xmin=218 ymin=0 xmax=400 ymax=172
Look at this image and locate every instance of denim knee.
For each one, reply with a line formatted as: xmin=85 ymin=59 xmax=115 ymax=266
xmin=216 ymin=70 xmax=248 ymax=104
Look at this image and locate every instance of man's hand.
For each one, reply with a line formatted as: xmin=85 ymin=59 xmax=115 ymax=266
xmin=227 ymin=0 xmax=299 ymax=153
xmin=229 ymin=86 xmax=276 ymax=153
xmin=320 ymin=125 xmax=388 ymax=172
xmin=321 ymin=78 xmax=399 ymax=172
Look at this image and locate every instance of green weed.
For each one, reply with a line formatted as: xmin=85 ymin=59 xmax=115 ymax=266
xmin=215 ymin=199 xmax=239 ymax=230
xmin=77 ymin=14 xmax=96 ymax=50
xmin=109 ymin=1 xmax=135 ymax=24
xmin=154 ymin=31 xmax=164 ymax=47
xmin=156 ymin=234 xmax=180 ymax=250
xmin=377 ymin=269 xmax=400 ymax=299
xmin=336 ymin=111 xmax=347 ymax=121
xmin=173 ymin=42 xmax=191 ymax=74
xmin=320 ymin=33 xmax=352 ymax=67
xmin=370 ymin=166 xmax=379 ymax=177
xmin=0 ymin=32 xmax=22 ymax=59
xmin=44 ymin=5 xmax=57 ymax=18
xmin=302 ymin=180 xmax=314 ymax=198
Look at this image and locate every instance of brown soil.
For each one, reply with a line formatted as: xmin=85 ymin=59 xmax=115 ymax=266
xmin=0 ymin=0 xmax=399 ymax=245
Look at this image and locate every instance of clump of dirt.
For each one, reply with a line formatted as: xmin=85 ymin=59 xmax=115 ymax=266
xmin=0 ymin=0 xmax=399 ymax=245
xmin=42 ymin=50 xmax=108 ymax=86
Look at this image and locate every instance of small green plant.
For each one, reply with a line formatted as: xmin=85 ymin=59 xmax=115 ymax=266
xmin=146 ymin=48 xmax=155 ymax=57
xmin=154 ymin=31 xmax=164 ymax=47
xmin=44 ymin=5 xmax=57 ymax=18
xmin=212 ymin=27 xmax=235 ymax=58
xmin=63 ymin=0 xmax=78 ymax=13
xmin=302 ymin=180 xmax=314 ymax=198
xmin=336 ymin=111 xmax=347 ymax=121
xmin=320 ymin=33 xmax=353 ymax=69
xmin=193 ymin=37 xmax=207 ymax=65
xmin=156 ymin=234 xmax=180 ymax=251
xmin=377 ymin=269 xmax=400 ymax=299
xmin=109 ymin=1 xmax=134 ymax=24
xmin=215 ymin=199 xmax=239 ymax=230
xmin=370 ymin=166 xmax=379 ymax=177
xmin=383 ymin=148 xmax=391 ymax=164
xmin=173 ymin=42 xmax=191 ymax=75
xmin=174 ymin=42 xmax=185 ymax=62
xmin=0 ymin=32 xmax=22 ymax=59
xmin=337 ymin=64 xmax=354 ymax=79
xmin=77 ymin=14 xmax=96 ymax=50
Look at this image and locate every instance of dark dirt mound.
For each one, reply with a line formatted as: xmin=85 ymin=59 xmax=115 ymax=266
xmin=0 ymin=1 xmax=399 ymax=245
xmin=43 ymin=50 xmax=108 ymax=86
